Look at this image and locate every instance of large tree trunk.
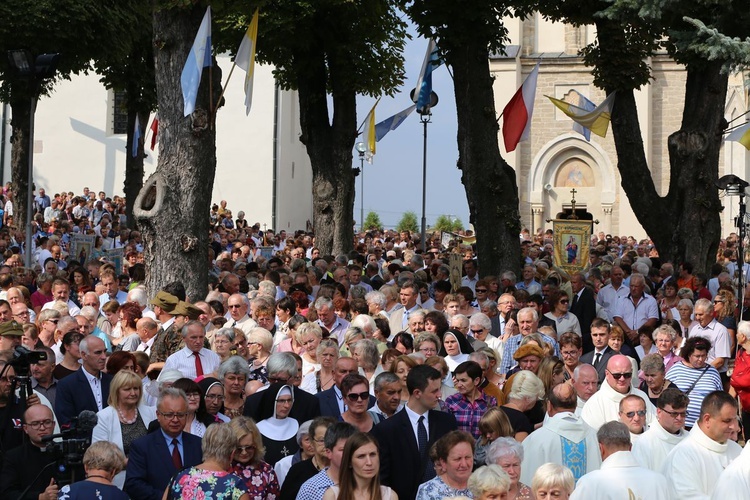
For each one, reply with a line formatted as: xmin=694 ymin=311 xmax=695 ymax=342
xmin=124 ymin=109 xmax=147 ymax=229
xmin=603 ymin=51 xmax=726 ymax=272
xmin=448 ymin=42 xmax=521 ymax=276
xmin=9 ymin=97 xmax=32 ymax=239
xmin=134 ymin=5 xmax=220 ymax=301
xmin=296 ymin=48 xmax=356 ymax=257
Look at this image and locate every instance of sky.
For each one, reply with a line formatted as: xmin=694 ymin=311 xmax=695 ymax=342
xmin=353 ymin=27 xmax=470 ymax=231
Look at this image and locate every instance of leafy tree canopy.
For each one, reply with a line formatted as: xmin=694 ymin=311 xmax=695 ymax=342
xmin=397 ymin=211 xmax=419 ymax=233
xmin=432 ymin=214 xmax=463 ymax=233
xmin=363 ymin=211 xmax=383 ymax=231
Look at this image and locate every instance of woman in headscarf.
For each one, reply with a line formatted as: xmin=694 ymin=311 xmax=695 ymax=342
xmin=255 ymin=383 xmax=300 ymax=466
xmin=197 ymin=376 xmax=231 ymax=423
xmin=439 ymin=329 xmax=473 ymax=372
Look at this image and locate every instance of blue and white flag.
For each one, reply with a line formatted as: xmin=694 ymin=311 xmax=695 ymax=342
xmin=375 ymin=104 xmax=416 ymax=142
xmin=181 ymin=6 xmax=212 ymax=116
xmin=571 ymin=91 xmax=597 ymax=141
xmin=413 ymin=38 xmax=440 ymax=113
xmin=131 ymin=114 xmax=141 ymax=158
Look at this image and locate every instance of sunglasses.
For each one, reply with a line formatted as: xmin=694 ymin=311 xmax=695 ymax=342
xmin=622 ymin=410 xmax=646 ymax=418
xmin=346 ymin=391 xmax=370 ymax=402
xmin=608 ymin=371 xmax=633 ymax=380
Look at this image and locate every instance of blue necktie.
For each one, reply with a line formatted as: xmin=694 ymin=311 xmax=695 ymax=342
xmin=418 ymin=416 xmax=435 ymax=480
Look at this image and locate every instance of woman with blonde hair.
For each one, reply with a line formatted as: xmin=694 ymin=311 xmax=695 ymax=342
xmin=537 ymin=356 xmax=565 ymax=395
xmin=713 ymin=289 xmax=737 ymax=349
xmin=501 ymin=371 xmax=545 ymax=442
xmin=468 ymin=464 xmax=511 ymax=500
xmin=92 ymin=370 xmax=157 ymax=488
xmin=228 ymin=416 xmax=280 ymax=499
xmin=297 ymin=322 xmax=323 ymax=377
xmin=301 ymin=338 xmax=339 ymax=394
xmin=168 ymin=423 xmax=250 ymax=500
xmin=531 ymin=463 xmax=575 ymax=500
xmin=389 ymin=355 xmax=418 ymax=404
xmin=474 ymin=407 xmax=514 ymax=467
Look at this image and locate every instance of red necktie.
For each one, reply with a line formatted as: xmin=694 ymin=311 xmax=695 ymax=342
xmin=171 ymin=438 xmax=182 ymax=470
xmin=194 ymin=352 xmax=203 ymax=377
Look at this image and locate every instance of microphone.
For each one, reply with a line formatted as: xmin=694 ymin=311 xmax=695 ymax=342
xmin=41 ymin=410 xmax=99 ymax=443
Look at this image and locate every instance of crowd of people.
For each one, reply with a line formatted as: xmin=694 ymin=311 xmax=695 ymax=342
xmin=0 ymin=190 xmax=748 ymax=499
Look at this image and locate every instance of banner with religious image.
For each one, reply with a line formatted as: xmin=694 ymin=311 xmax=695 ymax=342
xmin=552 ymin=219 xmax=591 ymax=274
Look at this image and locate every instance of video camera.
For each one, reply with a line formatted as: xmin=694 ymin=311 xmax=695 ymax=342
xmin=9 ymin=345 xmax=46 ymax=377
xmin=42 ymin=410 xmax=98 ymax=486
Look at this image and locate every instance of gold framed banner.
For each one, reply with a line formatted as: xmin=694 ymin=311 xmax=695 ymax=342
xmin=552 ymin=219 xmax=591 ymax=274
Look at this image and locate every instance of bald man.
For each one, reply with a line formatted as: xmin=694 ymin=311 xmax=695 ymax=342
xmin=581 ymin=355 xmax=656 ymax=431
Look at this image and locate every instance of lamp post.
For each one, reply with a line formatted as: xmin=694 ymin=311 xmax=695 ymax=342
xmin=7 ymin=50 xmax=60 ymax=267
xmin=411 ymin=89 xmax=438 ymax=252
xmin=717 ymin=174 xmax=749 ymax=336
xmin=355 ymin=142 xmax=366 ymax=232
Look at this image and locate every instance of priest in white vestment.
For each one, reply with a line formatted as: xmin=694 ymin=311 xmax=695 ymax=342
xmin=521 ymin=383 xmax=601 ymax=484
xmin=581 ymin=355 xmax=655 ymax=430
xmin=662 ymin=391 xmax=742 ymax=499
xmin=571 ymin=421 xmax=669 ymax=500
xmin=617 ymin=394 xmax=648 ymax=443
xmin=710 ymin=443 xmax=750 ymax=499
xmin=572 ymin=364 xmax=598 ymax=417
xmin=632 ymin=388 xmax=688 ymax=472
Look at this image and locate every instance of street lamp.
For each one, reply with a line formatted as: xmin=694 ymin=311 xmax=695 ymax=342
xmin=717 ymin=174 xmax=749 ymax=324
xmin=355 ymin=142 xmax=366 ymax=232
xmin=410 ymin=88 xmax=439 ymax=252
xmin=7 ymin=50 xmax=60 ymax=267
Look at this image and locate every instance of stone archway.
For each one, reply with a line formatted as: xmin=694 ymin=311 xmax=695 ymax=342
xmin=528 ymin=133 xmax=616 ymax=233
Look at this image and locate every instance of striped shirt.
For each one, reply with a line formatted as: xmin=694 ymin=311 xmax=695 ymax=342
xmin=665 ymin=363 xmax=723 ymax=428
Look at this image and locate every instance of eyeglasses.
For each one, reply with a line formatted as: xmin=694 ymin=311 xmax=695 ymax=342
xmin=158 ymin=411 xmax=188 ymax=420
xmin=561 ymin=350 xmax=579 ymax=357
xmin=205 ymin=394 xmax=225 ymax=401
xmin=607 ymin=371 xmax=633 ymax=380
xmin=25 ymin=419 xmax=54 ymax=429
xmin=559 ymin=300 xmax=569 ymax=304
xmin=235 ymin=445 xmax=256 ymax=453
xmin=269 ymin=376 xmax=290 ymax=384
xmin=346 ymin=391 xmax=370 ymax=402
xmin=475 ymin=289 xmax=488 ymax=293
xmin=419 ymin=347 xmax=436 ymax=354
xmin=276 ymin=398 xmax=293 ymax=405
xmin=622 ymin=410 xmax=646 ymax=418
xmin=470 ymin=329 xmax=484 ymax=335
xmin=186 ymin=393 xmax=201 ymax=400
xmin=46 ymin=319 xmax=59 ymax=324
xmin=660 ymin=408 xmax=687 ymax=418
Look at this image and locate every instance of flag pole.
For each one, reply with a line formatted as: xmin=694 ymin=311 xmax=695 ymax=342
xmin=357 ymin=97 xmax=382 ymax=134
xmin=215 ymin=61 xmax=238 ymax=124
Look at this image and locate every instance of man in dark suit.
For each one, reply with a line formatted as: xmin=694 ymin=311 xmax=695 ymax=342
xmin=55 ymin=335 xmax=112 ymax=427
xmin=579 ymin=318 xmax=616 ymax=385
xmin=243 ymin=352 xmax=321 ymax=424
xmin=124 ymin=388 xmax=202 ymax=500
xmin=570 ymin=272 xmax=597 ymax=353
xmin=371 ymin=364 xmax=458 ymax=500
xmin=316 ymin=357 xmax=374 ymax=418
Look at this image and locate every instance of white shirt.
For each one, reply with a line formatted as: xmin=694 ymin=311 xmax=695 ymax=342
xmin=226 ymin=315 xmax=257 ymax=337
xmin=710 ymin=442 xmax=750 ymax=499
xmin=520 ymin=411 xmax=601 ymax=484
xmin=82 ymin=367 xmax=104 ymax=411
xmin=613 ymin=293 xmax=659 ymax=331
xmin=571 ymin=450 xmax=669 ymax=500
xmin=461 ymin=275 xmax=478 ymax=293
xmin=662 ymin=423 xmax=742 ymax=499
xmin=596 ymin=282 xmax=629 ymax=321
xmin=404 ymin=404 xmax=429 ymax=445
xmin=688 ymin=319 xmax=731 ymax=372
xmin=42 ymin=299 xmax=81 ymax=317
xmin=631 ymin=419 xmax=687 ymax=472
xmin=581 ymin=379 xmax=656 ymax=431
xmin=136 ymin=335 xmax=157 ymax=356
xmin=163 ymin=347 xmax=221 ymax=380
xmin=99 ymin=290 xmax=128 ymax=309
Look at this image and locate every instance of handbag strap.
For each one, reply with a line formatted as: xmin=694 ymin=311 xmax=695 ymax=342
xmin=685 ymin=365 xmax=711 ymax=396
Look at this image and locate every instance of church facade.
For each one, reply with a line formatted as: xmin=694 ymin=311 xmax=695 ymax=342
xmin=491 ymin=15 xmax=749 ymax=239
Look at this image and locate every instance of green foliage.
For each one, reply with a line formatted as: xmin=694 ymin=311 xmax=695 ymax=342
xmin=677 ymin=18 xmax=750 ymax=73
xmin=0 ymin=0 xmax=139 ymax=102
xmin=216 ymin=1 xmax=408 ymax=98
xmin=432 ymin=215 xmax=463 ymax=233
xmin=363 ymin=211 xmax=383 ymax=231
xmin=397 ymin=211 xmax=419 ymax=233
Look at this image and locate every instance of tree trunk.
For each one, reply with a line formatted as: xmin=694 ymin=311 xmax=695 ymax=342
xmin=602 ymin=38 xmax=726 ymax=273
xmin=134 ymin=5 xmax=220 ymax=301
xmin=296 ymin=49 xmax=356 ymax=257
xmin=124 ymin=109 xmax=147 ymax=229
xmin=9 ymin=98 xmax=32 ymax=238
xmin=448 ymin=42 xmax=521 ymax=276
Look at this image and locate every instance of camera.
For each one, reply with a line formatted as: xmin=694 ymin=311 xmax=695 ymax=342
xmin=9 ymin=345 xmax=47 ymax=377
xmin=42 ymin=410 xmax=98 ymax=486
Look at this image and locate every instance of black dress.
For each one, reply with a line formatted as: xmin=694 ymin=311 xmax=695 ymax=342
xmin=500 ymin=406 xmax=534 ymax=436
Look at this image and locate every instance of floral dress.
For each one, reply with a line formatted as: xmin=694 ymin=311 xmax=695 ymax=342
xmin=169 ymin=468 xmax=249 ymax=500
xmin=415 ymin=475 xmax=473 ymax=500
xmin=229 ymin=460 xmax=281 ymax=500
